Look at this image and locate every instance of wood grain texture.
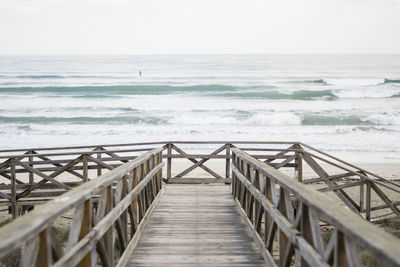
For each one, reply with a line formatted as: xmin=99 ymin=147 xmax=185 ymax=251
xmin=128 ymin=184 xmax=266 ymax=267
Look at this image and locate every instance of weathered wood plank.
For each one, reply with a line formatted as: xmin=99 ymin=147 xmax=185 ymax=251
xmin=129 ymin=184 xmax=266 ymax=267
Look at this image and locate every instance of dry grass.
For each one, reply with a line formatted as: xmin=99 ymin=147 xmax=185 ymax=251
xmin=375 ymin=218 xmax=400 ymax=238
xmin=0 ymin=223 xmax=70 ymax=267
xmin=319 ymin=221 xmax=399 ymax=267
xmin=0 ymin=249 xmax=21 ymax=267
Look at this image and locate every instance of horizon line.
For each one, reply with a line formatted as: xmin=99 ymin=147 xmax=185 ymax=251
xmin=1 ymin=52 xmax=400 ymax=56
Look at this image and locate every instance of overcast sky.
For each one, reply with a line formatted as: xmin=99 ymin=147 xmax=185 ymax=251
xmin=0 ymin=0 xmax=399 ymax=55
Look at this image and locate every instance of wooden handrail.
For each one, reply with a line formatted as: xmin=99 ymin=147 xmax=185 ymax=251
xmin=0 ymin=140 xmax=300 ymax=154
xmin=231 ymin=148 xmax=400 ymax=266
xmin=0 ymin=141 xmax=398 ymax=221
xmin=300 ymin=142 xmax=397 ymax=184
xmin=0 ymin=147 xmax=164 ymax=266
xmin=0 ymin=147 xmax=158 ymax=159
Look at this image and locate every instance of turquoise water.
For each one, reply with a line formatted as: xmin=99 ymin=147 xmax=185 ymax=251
xmin=0 ymin=54 xmax=399 ymax=158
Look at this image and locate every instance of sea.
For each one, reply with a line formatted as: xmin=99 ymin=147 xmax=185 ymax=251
xmin=0 ymin=54 xmax=399 ymax=162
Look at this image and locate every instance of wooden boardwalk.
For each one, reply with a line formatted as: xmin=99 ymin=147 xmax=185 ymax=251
xmin=0 ymin=144 xmax=399 ymax=267
xmin=128 ymin=184 xmax=266 ymax=267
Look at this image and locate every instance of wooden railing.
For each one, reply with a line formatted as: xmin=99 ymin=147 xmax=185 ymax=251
xmin=0 ymin=143 xmax=161 ymax=217
xmin=0 ymin=141 xmax=301 ymax=218
xmin=158 ymin=141 xmax=400 ymax=221
xmin=0 ymin=148 xmax=164 ymax=267
xmin=231 ymin=148 xmax=400 ymax=267
xmin=0 ymin=141 xmax=398 ymax=221
xmin=163 ymin=141 xmax=300 ymax=181
xmin=299 ymin=143 xmax=400 ymax=222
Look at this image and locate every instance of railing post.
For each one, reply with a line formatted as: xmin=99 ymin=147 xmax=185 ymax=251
xmin=96 ymin=147 xmax=102 ymax=177
xmin=79 ymin=199 xmax=92 ymax=267
xmin=167 ymin=143 xmax=172 ymax=183
xmin=360 ymin=180 xmax=365 ymax=213
xmin=295 ymin=144 xmax=303 ymax=182
xmin=157 ymin=152 xmax=162 ymax=191
xmin=28 ymin=150 xmax=34 ymax=184
xmin=10 ymin=158 xmax=17 ymax=219
xmin=297 ymin=150 xmax=303 ymax=183
xmin=82 ymin=154 xmax=88 ymax=182
xmin=105 ymin=185 xmax=114 ymax=266
xmin=231 ymin=152 xmax=235 ymax=196
xmin=358 ymin=171 xmax=366 ymax=214
xmin=132 ymin=168 xmax=138 ymax=230
xmin=36 ymin=227 xmax=52 ymax=266
xmin=225 ymin=143 xmax=231 ymax=179
xmin=366 ymin=180 xmax=371 ymax=221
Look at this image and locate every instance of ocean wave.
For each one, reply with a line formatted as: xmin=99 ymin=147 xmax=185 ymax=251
xmin=16 ymin=75 xmax=66 ymax=79
xmin=291 ymin=79 xmax=326 ymax=84
xmin=354 ymin=126 xmax=400 ymax=133
xmin=333 ymin=88 xmax=400 ymax=99
xmin=301 ymin=115 xmax=368 ymax=126
xmin=285 ymin=77 xmax=400 ymax=86
xmin=0 ymin=85 xmax=238 ymax=94
xmin=366 ymin=114 xmax=400 ymax=126
xmin=211 ymin=90 xmax=337 ymax=100
xmin=1 ymin=74 xmax=129 ymax=79
xmin=0 ymin=84 xmax=399 ymax=100
xmin=384 ymin=79 xmax=400 ymax=84
xmin=70 ymin=94 xmax=123 ymax=99
xmin=302 ymin=114 xmax=400 ymax=126
xmin=173 ymin=113 xmax=400 ymax=127
xmin=323 ymin=78 xmax=385 ymax=86
xmin=305 ymin=79 xmax=326 ymax=84
xmin=170 ymin=113 xmax=302 ymax=126
xmin=0 ymin=116 xmax=168 ymax=125
xmin=1 ymin=112 xmax=399 ymax=128
xmin=322 ymin=78 xmax=400 ymax=86
xmin=247 ymin=113 xmax=301 ymax=126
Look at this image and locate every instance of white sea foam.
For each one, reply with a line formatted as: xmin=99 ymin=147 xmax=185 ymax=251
xmin=245 ymin=113 xmax=301 ymax=126
xmin=324 ymin=78 xmax=385 ymax=87
xmin=333 ymin=86 xmax=400 ymax=99
xmin=366 ymin=113 xmax=400 ymax=126
xmin=169 ymin=112 xmax=302 ymax=126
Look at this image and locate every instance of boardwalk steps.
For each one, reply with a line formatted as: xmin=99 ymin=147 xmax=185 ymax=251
xmin=129 ymin=184 xmax=266 ymax=267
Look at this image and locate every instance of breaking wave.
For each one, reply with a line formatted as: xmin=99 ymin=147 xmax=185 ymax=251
xmin=3 ymin=112 xmax=398 ymax=127
xmin=0 ymin=85 xmax=399 ymax=100
xmin=211 ymin=90 xmax=337 ymax=100
xmin=0 ymin=85 xmax=238 ymax=94
xmin=0 ymin=116 xmax=168 ymax=125
xmin=301 ymin=115 xmax=367 ymax=126
xmin=384 ymin=79 xmax=400 ymax=84
xmin=323 ymin=78 xmax=400 ymax=86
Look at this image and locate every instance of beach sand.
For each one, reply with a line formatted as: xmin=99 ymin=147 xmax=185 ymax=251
xmin=163 ymin=159 xmax=400 ymax=180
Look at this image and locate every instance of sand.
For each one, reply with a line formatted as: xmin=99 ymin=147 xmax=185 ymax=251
xmin=163 ymin=159 xmax=400 ymax=180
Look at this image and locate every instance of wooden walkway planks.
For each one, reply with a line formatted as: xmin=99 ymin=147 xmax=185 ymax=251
xmin=128 ymin=184 xmax=266 ymax=267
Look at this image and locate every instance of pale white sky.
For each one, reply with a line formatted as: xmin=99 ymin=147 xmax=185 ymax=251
xmin=0 ymin=0 xmax=399 ymax=54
